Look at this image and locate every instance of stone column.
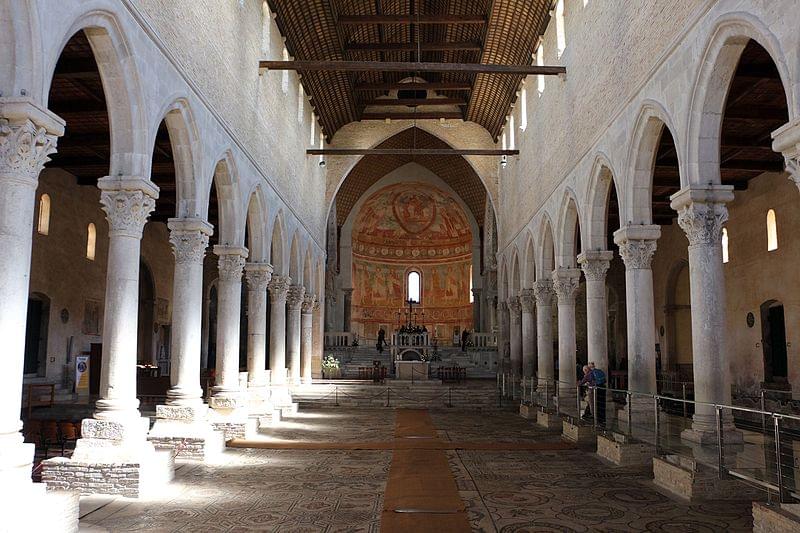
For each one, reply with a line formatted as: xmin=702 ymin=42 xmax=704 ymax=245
xmin=471 ymin=288 xmax=482 ymax=330
xmin=671 ymin=186 xmax=739 ymax=443
xmin=94 ymin=177 xmax=158 ymax=421
xmin=342 ymin=288 xmax=353 ymax=332
xmin=508 ymin=296 xmax=522 ymax=376
xmin=301 ymin=294 xmax=316 ymax=384
xmin=244 ymin=262 xmax=273 ymax=404
xmin=0 ymin=100 xmax=76 ymax=529
xmin=553 ymin=269 xmax=581 ymax=399
xmin=534 ymin=280 xmax=555 ymax=387
xmin=268 ymin=276 xmax=291 ymax=403
xmin=519 ymin=289 xmax=536 ymax=378
xmin=486 ymin=293 xmax=498 ymax=333
xmin=614 ymin=225 xmax=660 ymax=403
xmin=200 ymin=293 xmax=210 ymax=370
xmin=578 ymin=251 xmax=613 ymax=375
xmin=165 ymin=219 xmax=213 ymax=407
xmin=210 ymin=245 xmax=248 ymax=406
xmin=497 ymin=300 xmax=509 ymax=371
xmin=286 ymin=285 xmax=306 ymax=385
xmin=312 ymin=299 xmax=323 ymax=378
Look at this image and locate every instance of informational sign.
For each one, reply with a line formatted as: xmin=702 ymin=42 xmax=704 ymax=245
xmin=75 ymin=355 xmax=90 ymax=396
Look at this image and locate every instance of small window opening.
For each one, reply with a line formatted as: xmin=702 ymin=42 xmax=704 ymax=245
xmin=767 ymin=209 xmax=778 ymax=251
xmin=722 ymin=228 xmax=729 ymax=264
xmin=407 ymin=271 xmax=421 ymax=303
xmin=38 ymin=194 xmax=50 ymax=235
xmin=86 ymin=223 xmax=96 ymax=261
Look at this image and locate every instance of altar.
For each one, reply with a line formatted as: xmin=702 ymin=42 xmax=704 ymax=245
xmin=395 ymin=361 xmax=430 ymax=381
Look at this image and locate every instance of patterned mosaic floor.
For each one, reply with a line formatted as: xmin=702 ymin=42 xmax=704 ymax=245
xmin=80 ymin=407 xmax=756 ymax=532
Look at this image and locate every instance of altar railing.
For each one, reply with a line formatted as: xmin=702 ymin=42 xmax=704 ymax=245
xmin=471 ymin=332 xmax=497 ymax=348
xmin=324 ymin=331 xmax=353 ymax=348
xmin=391 ymin=332 xmax=430 ymax=347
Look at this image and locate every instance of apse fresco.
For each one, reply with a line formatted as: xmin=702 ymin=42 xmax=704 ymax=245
xmin=351 ymin=182 xmax=474 ymax=336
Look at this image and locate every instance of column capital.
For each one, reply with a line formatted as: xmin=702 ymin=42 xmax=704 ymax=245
xmin=577 ymin=250 xmax=613 ymax=282
xmin=98 ymin=177 xmax=159 ymax=238
xmin=268 ymin=275 xmax=292 ymax=300
xmin=0 ymin=98 xmax=64 ymax=185
xmin=670 ymin=186 xmax=734 ymax=247
xmin=312 ymin=299 xmax=321 ymax=312
xmin=168 ymin=218 xmax=212 ymax=265
xmin=245 ymin=262 xmax=273 ymax=290
xmin=614 ymin=225 xmax=660 ymax=270
xmin=497 ymin=300 xmax=508 ymax=312
xmin=341 ymin=287 xmax=354 ymax=296
xmin=214 ymin=245 xmax=248 ymax=282
xmin=507 ymin=296 xmax=521 ymax=323
xmin=519 ymin=289 xmax=536 ymax=313
xmin=533 ymin=280 xmax=554 ymax=306
xmin=302 ymin=294 xmax=317 ymax=314
xmin=552 ymin=268 xmax=581 ymax=304
xmin=287 ymin=285 xmax=306 ymax=310
xmin=772 ymin=117 xmax=800 ymax=192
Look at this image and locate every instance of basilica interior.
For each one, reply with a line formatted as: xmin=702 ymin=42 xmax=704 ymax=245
xmin=3 ymin=1 xmax=800 ymax=531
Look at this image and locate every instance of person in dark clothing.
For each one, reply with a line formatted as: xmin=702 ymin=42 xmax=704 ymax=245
xmin=588 ymin=362 xmax=607 ymax=426
xmin=578 ymin=365 xmax=594 ymax=420
xmin=376 ymin=328 xmax=386 ymax=353
xmin=461 ymin=329 xmax=470 ymax=351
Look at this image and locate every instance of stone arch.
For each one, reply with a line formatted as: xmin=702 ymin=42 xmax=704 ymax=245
xmin=498 ymin=257 xmax=509 ymax=301
xmin=0 ymin=1 xmax=41 ymax=98
xmin=244 ymin=185 xmax=268 ymax=262
xmin=536 ymin=215 xmax=556 ymax=279
xmin=44 ymin=11 xmax=148 ymax=177
xmin=522 ymin=231 xmax=536 ymax=289
xmin=150 ymin=97 xmax=201 ymax=218
xmin=288 ymin=231 xmax=302 ymax=285
xmin=556 ymin=188 xmax=583 ymax=268
xmin=687 ymin=13 xmax=794 ymax=186
xmin=585 ymin=153 xmax=621 ymax=252
xmin=303 ymin=247 xmax=314 ymax=293
xmin=509 ymin=249 xmax=521 ymax=297
xmin=626 ymin=102 xmax=683 ymax=225
xmin=270 ymin=211 xmax=287 ymax=275
xmin=207 ymin=152 xmax=241 ymax=247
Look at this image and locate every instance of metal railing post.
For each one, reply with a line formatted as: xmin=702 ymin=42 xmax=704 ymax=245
xmin=715 ymin=406 xmax=725 ymax=480
xmin=682 ymin=383 xmax=687 ymax=419
xmin=593 ymin=386 xmax=598 ymax=431
xmin=522 ymin=378 xmax=526 ymax=404
xmin=761 ymin=390 xmax=767 ymax=434
xmin=448 ymin=387 xmax=453 ymax=408
xmin=774 ymin=415 xmax=786 ymax=503
xmin=502 ymin=373 xmax=506 ymax=398
xmin=335 ymin=386 xmax=339 ymax=407
xmin=654 ymin=395 xmax=660 ymax=455
xmin=576 ymin=384 xmax=581 ymax=417
xmin=386 ymin=387 xmax=390 ymax=407
xmin=626 ymin=391 xmax=632 ymax=434
xmin=544 ymin=380 xmax=549 ymax=409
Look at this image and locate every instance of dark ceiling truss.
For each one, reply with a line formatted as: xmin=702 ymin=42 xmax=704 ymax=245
xmin=265 ymin=0 xmax=554 ymax=140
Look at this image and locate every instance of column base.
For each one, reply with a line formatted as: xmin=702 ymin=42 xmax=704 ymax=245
xmin=258 ymin=408 xmax=283 ymax=430
xmin=681 ymin=416 xmax=744 ymax=445
xmin=147 ymin=405 xmax=226 ymax=462
xmin=596 ymin=433 xmax=653 ymax=466
xmin=562 ymin=419 xmax=595 ymax=444
xmin=245 ymin=385 xmax=273 ymax=416
xmin=208 ymin=399 xmax=254 ymax=441
xmin=752 ymin=502 xmax=800 ymax=532
xmin=652 ymin=455 xmax=762 ymax=501
xmin=519 ymin=403 xmax=536 ymax=419
xmin=4 ymin=481 xmax=79 ymax=533
xmin=42 ymin=417 xmax=174 ymax=498
xmin=270 ymin=384 xmax=295 ymax=409
xmin=536 ymin=410 xmax=562 ymax=430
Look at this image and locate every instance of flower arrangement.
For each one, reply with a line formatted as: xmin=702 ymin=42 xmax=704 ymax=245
xmin=322 ymin=354 xmax=340 ymax=371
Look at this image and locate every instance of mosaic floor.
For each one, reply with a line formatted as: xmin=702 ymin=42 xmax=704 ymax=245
xmin=80 ymin=407 xmax=756 ymax=532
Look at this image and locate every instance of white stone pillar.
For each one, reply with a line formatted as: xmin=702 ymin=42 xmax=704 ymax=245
xmin=286 ymin=285 xmax=306 ymax=385
xmin=268 ymin=276 xmax=291 ymax=385
xmin=614 ymin=225 xmax=660 ymax=400
xmin=496 ymin=300 xmax=509 ymax=371
xmin=578 ymin=251 xmax=613 ymax=375
xmin=519 ymin=289 xmax=536 ymax=378
xmin=553 ymin=269 xmax=581 ymax=399
xmin=301 ymin=294 xmax=316 ymax=384
xmin=672 ymin=186 xmax=738 ymax=443
xmin=471 ymin=288 xmax=482 ymax=330
xmin=0 ymin=100 xmax=73 ymax=527
xmin=507 ymin=296 xmax=522 ymax=376
xmin=94 ymin=177 xmax=158 ymax=421
xmin=342 ymin=287 xmax=354 ymax=332
xmin=534 ymin=280 xmax=555 ymax=386
xmin=210 ymin=245 xmax=248 ymax=406
xmin=312 ymin=299 xmax=324 ymax=378
xmin=166 ymin=218 xmax=212 ymax=407
xmin=244 ymin=262 xmax=272 ymax=401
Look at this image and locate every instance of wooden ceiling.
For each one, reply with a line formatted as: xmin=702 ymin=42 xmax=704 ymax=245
xmin=335 ymin=127 xmax=486 ymax=226
xmin=651 ymin=40 xmax=788 ymax=226
xmin=266 ymin=0 xmax=552 ymax=140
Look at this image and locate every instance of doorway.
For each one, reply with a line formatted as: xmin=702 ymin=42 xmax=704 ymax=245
xmin=23 ymin=293 xmax=50 ymax=377
xmin=761 ymin=300 xmax=788 ymax=386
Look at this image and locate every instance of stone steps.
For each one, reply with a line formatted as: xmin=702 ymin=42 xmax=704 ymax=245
xmin=292 ymin=384 xmax=501 ymax=409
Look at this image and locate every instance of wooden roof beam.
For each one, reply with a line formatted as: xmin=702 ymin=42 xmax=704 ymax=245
xmin=354 ymin=81 xmax=473 ymax=92
xmin=363 ymin=98 xmax=467 ymax=106
xmin=260 ymin=60 xmax=566 ymax=76
xmin=360 ymin=111 xmax=464 ymax=120
xmin=307 ymin=148 xmax=519 ymax=156
xmin=337 ymin=14 xmax=486 ymax=25
xmin=346 ymin=41 xmax=483 ymax=52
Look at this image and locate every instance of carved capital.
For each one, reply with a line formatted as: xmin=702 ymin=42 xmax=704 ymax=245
xmin=98 ymin=179 xmax=158 ymax=238
xmin=497 ymin=300 xmax=508 ymax=313
xmin=771 ymin=117 xmax=800 ymax=193
xmin=617 ymin=239 xmax=656 ymax=270
xmin=169 ymin=220 xmax=212 ymax=265
xmin=676 ymin=201 xmax=728 ymax=247
xmin=577 ymin=251 xmax=613 ymax=282
xmin=0 ymin=118 xmax=59 ymax=185
xmin=245 ymin=263 xmax=273 ymax=291
xmin=507 ymin=296 xmax=521 ymax=324
xmin=287 ymin=285 xmax=306 ymax=310
xmin=532 ymin=280 xmax=554 ymax=307
xmin=215 ymin=246 xmax=248 ymax=282
xmin=302 ymin=294 xmax=316 ymax=314
xmin=552 ymin=269 xmax=581 ymax=304
xmin=519 ymin=289 xmax=536 ymax=313
xmin=268 ymin=275 xmax=292 ymax=301
xmin=312 ymin=300 xmax=321 ymax=312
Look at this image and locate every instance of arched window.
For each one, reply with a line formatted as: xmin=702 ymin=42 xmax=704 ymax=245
xmin=37 ymin=194 xmax=50 ymax=235
xmin=519 ymin=86 xmax=528 ymax=132
xmin=469 ymin=265 xmax=474 ymax=303
xmin=261 ymin=1 xmax=272 ymax=55
xmin=309 ymin=111 xmax=316 ymax=146
xmin=767 ymin=209 xmax=778 ymax=251
xmin=281 ymin=47 xmax=290 ymax=93
xmin=536 ymin=43 xmax=545 ymax=94
xmin=508 ymin=115 xmax=515 ymax=150
xmin=86 ymin=223 xmax=96 ymax=261
xmin=407 ymin=271 xmax=421 ymax=303
xmin=722 ymin=228 xmax=729 ymax=264
xmin=555 ymin=0 xmax=566 ymax=57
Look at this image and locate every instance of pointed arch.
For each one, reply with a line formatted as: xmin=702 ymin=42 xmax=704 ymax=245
xmin=556 ymin=188 xmax=583 ymax=268
xmin=245 ymin=186 xmax=268 ymax=262
xmin=509 ymin=248 xmax=522 ymax=297
xmin=303 ymin=246 xmax=314 ymax=293
xmin=687 ymin=13 xmax=794 ymax=186
xmin=498 ymin=257 xmax=509 ymax=301
xmin=536 ymin=215 xmax=556 ymax=279
xmin=288 ymin=231 xmax=301 ymax=284
xmin=207 ymin=152 xmax=241 ymax=247
xmin=44 ymin=12 xmax=148 ymax=177
xmin=585 ymin=153 xmax=621 ymax=251
xmin=522 ymin=230 xmax=536 ymax=289
xmin=270 ymin=211 xmax=287 ymax=275
xmin=626 ymin=102 xmax=683 ymax=225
